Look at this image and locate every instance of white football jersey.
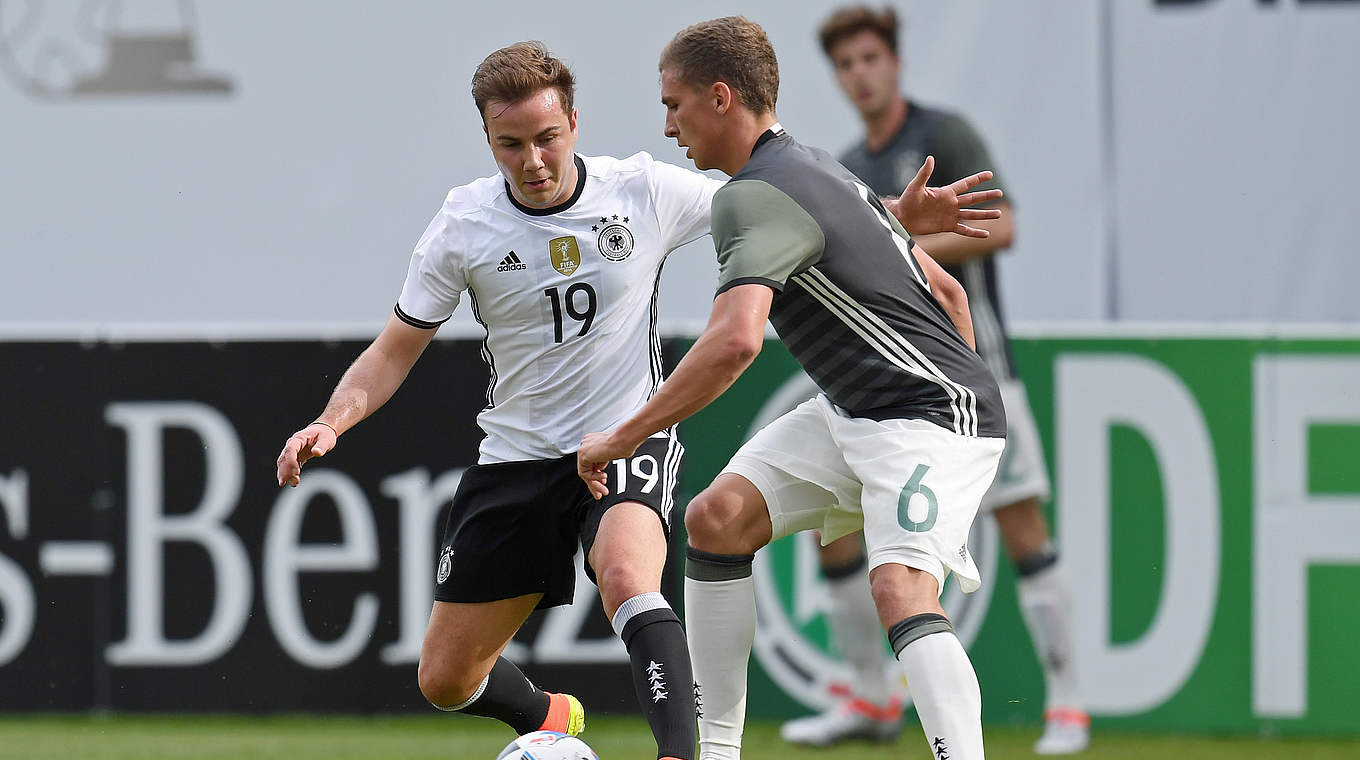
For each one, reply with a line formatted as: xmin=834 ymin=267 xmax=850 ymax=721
xmin=397 ymin=152 xmax=721 ymax=463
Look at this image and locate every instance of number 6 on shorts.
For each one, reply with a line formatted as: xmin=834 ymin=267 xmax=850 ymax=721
xmin=897 ymin=463 xmax=939 ymax=532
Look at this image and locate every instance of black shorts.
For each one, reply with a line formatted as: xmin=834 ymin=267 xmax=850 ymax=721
xmin=433 ymin=432 xmax=682 ymax=609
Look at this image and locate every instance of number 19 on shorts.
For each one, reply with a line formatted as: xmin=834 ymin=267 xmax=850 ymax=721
xmin=613 ymin=453 xmax=660 ymax=496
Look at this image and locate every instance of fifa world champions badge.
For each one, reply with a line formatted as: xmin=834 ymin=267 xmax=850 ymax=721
xmin=548 ymin=236 xmax=581 ymax=276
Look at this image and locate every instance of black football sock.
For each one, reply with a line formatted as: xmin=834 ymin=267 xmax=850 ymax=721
xmin=614 ymin=592 xmax=696 ymax=760
xmin=443 ymin=655 xmax=550 ymax=734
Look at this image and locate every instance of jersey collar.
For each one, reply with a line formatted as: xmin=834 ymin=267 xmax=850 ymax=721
xmin=751 ymin=122 xmax=787 ymax=156
xmin=505 ymin=154 xmax=588 ymax=217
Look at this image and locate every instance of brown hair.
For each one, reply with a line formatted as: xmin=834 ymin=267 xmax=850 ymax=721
xmin=817 ymin=6 xmax=899 ymax=58
xmin=659 ymin=16 xmax=779 ymax=115
xmin=471 ymin=41 xmax=576 ymax=119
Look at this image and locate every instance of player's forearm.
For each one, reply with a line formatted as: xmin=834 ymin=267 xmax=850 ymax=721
xmin=944 ymin=297 xmax=977 ymax=352
xmin=315 ymin=343 xmax=417 ymax=434
xmin=932 ymin=272 xmax=976 ymax=350
xmin=913 ymin=245 xmax=977 ymax=351
xmin=913 ymin=233 xmax=993 ymax=265
xmin=914 ymin=213 xmax=1013 ymax=265
xmin=614 ymin=330 xmax=760 ymax=446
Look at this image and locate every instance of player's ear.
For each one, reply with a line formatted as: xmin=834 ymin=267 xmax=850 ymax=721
xmin=568 ymin=108 xmax=578 ymax=134
xmin=712 ymin=82 xmax=733 ymax=115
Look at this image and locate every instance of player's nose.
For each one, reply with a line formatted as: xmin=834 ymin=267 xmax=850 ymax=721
xmin=523 ymin=144 xmax=545 ymax=171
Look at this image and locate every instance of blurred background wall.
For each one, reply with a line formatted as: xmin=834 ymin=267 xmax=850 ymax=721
xmin=4 ymin=0 xmax=1358 ymax=337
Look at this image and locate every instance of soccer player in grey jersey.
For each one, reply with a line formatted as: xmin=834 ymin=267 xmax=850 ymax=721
xmin=580 ymin=17 xmax=1007 ymax=760
xmin=779 ymin=8 xmax=1088 ymax=754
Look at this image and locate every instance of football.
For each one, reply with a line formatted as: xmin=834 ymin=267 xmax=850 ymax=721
xmin=495 ymin=730 xmax=599 ymax=760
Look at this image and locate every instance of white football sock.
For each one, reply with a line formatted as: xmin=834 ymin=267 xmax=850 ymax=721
xmin=892 ymin=616 xmax=985 ymax=760
xmin=824 ymin=563 xmax=895 ymax=706
xmin=1017 ymin=561 xmax=1083 ymax=713
xmin=685 ymin=550 xmax=756 ymax=760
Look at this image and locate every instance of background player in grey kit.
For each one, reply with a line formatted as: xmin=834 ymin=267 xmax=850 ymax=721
xmin=580 ymin=16 xmax=1009 ymax=760
xmin=778 ymin=6 xmax=1089 ymax=755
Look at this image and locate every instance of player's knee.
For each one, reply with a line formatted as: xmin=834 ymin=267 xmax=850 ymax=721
xmin=593 ymin=562 xmax=652 ymax=614
xmin=682 ymin=490 xmax=721 ymax=545
xmin=684 ymin=488 xmax=764 ymax=554
xmin=417 ymin=656 xmax=480 ymax=709
xmin=869 ymin=563 xmax=943 ymax=620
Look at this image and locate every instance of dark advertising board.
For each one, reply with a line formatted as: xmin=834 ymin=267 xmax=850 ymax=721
xmin=0 ymin=339 xmax=682 ymax=711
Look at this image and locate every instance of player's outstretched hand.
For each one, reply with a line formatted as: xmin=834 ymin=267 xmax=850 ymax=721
xmin=577 ymin=431 xmax=639 ymax=500
xmin=276 ymin=422 xmax=338 ymax=487
xmin=889 ymin=155 xmax=1003 ymax=238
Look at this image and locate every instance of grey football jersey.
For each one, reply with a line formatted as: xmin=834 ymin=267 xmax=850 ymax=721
xmin=839 ymin=101 xmax=1016 ymax=380
xmin=713 ymin=127 xmax=1005 ymax=439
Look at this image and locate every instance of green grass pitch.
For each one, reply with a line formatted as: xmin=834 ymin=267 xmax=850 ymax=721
xmin=0 ymin=714 xmax=1355 ymax=759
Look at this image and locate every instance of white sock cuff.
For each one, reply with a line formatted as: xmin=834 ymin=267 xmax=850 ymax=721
xmin=610 ymin=591 xmax=671 ymax=637
xmin=432 ymin=673 xmax=488 ymax=712
xmin=1017 ymin=559 xmax=1068 ymax=595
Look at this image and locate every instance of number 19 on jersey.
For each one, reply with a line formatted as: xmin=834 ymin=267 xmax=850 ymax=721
xmin=544 ymin=283 xmax=597 ymax=343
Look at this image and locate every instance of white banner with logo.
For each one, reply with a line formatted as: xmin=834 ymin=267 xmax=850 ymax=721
xmin=4 ymin=1 xmax=1356 ymax=333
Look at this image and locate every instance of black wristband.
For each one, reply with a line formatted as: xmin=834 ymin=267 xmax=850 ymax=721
xmin=309 ymin=420 xmax=338 ymax=437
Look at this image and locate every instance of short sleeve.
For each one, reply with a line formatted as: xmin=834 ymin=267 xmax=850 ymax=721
xmin=711 ymin=180 xmax=825 ymax=296
xmin=932 ymin=113 xmax=1009 ymax=206
xmin=648 ymin=158 xmax=723 ymax=251
xmin=394 ymin=206 xmax=466 ymax=328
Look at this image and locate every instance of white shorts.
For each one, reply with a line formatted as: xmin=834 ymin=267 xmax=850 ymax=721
xmin=981 ymin=378 xmax=1051 ymax=512
xmin=721 ymin=395 xmax=1005 ymax=594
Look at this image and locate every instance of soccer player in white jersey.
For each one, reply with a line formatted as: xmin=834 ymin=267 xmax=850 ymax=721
xmin=276 ymin=42 xmax=711 ymax=760
xmin=276 ymin=40 xmax=995 ymax=760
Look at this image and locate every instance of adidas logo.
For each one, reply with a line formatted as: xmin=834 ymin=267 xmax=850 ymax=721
xmin=497 ymin=251 xmax=527 ymax=271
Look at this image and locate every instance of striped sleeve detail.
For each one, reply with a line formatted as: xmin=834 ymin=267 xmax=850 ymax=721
xmin=791 ymin=267 xmax=979 ymax=437
xmin=711 ymin=180 xmax=824 ymax=293
xmin=393 ymin=303 xmax=448 ymax=329
xmin=716 ymin=276 xmax=784 ymax=296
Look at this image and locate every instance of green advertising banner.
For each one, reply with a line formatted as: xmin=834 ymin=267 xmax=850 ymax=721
xmin=675 ymin=332 xmax=1360 ymax=735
